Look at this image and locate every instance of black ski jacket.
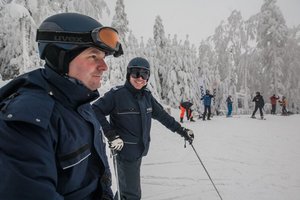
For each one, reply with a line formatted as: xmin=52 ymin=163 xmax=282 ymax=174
xmin=252 ymin=94 xmax=265 ymax=108
xmin=0 ymin=66 xmax=112 ymax=200
xmin=93 ymin=81 xmax=181 ymax=161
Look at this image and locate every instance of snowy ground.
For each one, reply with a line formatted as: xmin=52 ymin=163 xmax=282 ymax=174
xmin=109 ymin=112 xmax=300 ymax=200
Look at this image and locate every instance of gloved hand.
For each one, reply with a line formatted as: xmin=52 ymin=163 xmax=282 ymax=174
xmin=108 ymin=135 xmax=124 ymax=151
xmin=176 ymin=127 xmax=194 ymax=144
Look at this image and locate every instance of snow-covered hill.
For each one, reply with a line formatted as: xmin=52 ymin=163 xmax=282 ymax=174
xmin=109 ymin=111 xmax=300 ymax=200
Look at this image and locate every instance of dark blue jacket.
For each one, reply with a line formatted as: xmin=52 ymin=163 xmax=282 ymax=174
xmin=93 ymin=81 xmax=181 ymax=161
xmin=201 ymin=94 xmax=214 ymax=106
xmin=0 ymin=66 xmax=113 ymax=200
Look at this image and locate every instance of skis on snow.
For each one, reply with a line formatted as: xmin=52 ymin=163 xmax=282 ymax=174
xmin=251 ymin=116 xmax=266 ymax=120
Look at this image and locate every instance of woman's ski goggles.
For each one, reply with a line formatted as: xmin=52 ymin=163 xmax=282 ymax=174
xmin=36 ymin=27 xmax=123 ymax=57
xmin=129 ymin=68 xmax=150 ymax=80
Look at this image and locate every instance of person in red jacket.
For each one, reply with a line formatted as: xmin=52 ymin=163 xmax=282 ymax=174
xmin=179 ymin=100 xmax=195 ymax=123
xmin=270 ymin=94 xmax=280 ymax=114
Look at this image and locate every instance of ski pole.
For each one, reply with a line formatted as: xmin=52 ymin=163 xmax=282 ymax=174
xmin=112 ymin=151 xmax=121 ymax=200
xmin=190 ymin=143 xmax=224 ymax=200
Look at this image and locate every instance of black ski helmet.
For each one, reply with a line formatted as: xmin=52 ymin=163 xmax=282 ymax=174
xmin=36 ymin=13 xmax=123 ymax=74
xmin=126 ymin=57 xmax=150 ymax=80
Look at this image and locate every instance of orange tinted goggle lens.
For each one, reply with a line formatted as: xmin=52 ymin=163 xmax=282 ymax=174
xmin=98 ymin=28 xmax=120 ymax=49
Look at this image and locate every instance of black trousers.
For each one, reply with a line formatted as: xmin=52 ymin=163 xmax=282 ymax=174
xmin=115 ymin=156 xmax=142 ymax=200
xmin=252 ymin=105 xmax=263 ymax=117
xmin=203 ymin=105 xmax=211 ymax=120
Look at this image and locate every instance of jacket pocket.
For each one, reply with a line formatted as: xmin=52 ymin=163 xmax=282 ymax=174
xmin=119 ymin=142 xmax=144 ymax=161
xmin=58 ymin=144 xmax=91 ymax=170
xmin=117 ymin=108 xmax=140 ymax=115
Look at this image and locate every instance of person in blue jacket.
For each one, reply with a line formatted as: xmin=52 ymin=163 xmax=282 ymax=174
xmin=92 ymin=57 xmax=194 ymax=200
xmin=0 ymin=13 xmax=124 ymax=200
xmin=200 ymin=90 xmax=214 ymax=120
xmin=226 ymin=95 xmax=233 ymax=117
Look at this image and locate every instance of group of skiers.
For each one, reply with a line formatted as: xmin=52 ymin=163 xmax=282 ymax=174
xmin=179 ymin=89 xmax=215 ymax=123
xmin=180 ymin=91 xmax=289 ymax=122
xmin=270 ymin=94 xmax=288 ymax=115
xmin=251 ymin=92 xmax=289 ymax=119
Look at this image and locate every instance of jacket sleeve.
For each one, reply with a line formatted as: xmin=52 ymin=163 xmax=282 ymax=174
xmin=151 ymin=96 xmax=181 ymax=132
xmin=261 ymin=97 xmax=265 ymax=107
xmin=100 ymin=169 xmax=114 ymax=200
xmin=92 ymin=90 xmax=116 ymax=137
xmin=0 ymin=120 xmax=62 ymax=200
xmin=0 ymin=91 xmax=62 ymax=199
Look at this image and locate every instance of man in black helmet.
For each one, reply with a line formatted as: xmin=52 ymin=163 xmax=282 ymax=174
xmin=92 ymin=57 xmax=194 ymax=200
xmin=251 ymin=91 xmax=265 ymax=119
xmin=0 ymin=13 xmax=123 ymax=200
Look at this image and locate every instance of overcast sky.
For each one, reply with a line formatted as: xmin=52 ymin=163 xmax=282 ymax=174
xmin=104 ymin=0 xmax=300 ymax=45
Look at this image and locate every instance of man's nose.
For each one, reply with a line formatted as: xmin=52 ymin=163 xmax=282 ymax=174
xmin=97 ymin=59 xmax=108 ymax=71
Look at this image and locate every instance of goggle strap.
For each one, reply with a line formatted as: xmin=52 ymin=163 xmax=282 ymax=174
xmin=129 ymin=67 xmax=150 ymax=71
xmin=36 ymin=29 xmax=124 ymax=57
xmin=36 ymin=30 xmax=93 ymax=44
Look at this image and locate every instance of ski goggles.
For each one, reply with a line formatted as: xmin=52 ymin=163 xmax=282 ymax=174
xmin=36 ymin=27 xmax=123 ymax=57
xmin=129 ymin=68 xmax=150 ymax=80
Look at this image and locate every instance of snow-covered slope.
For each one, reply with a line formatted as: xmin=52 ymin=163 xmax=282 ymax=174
xmin=109 ymin=112 xmax=300 ymax=200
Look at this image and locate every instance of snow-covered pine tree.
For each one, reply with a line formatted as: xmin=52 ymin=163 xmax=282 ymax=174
xmin=281 ymin=26 xmax=300 ymax=112
xmin=111 ymin=0 xmax=129 ymax=47
xmin=152 ymin=15 xmax=168 ymax=101
xmin=153 ymin=15 xmax=166 ymax=49
xmin=257 ymin=0 xmax=288 ymax=96
xmin=0 ymin=3 xmax=38 ymax=80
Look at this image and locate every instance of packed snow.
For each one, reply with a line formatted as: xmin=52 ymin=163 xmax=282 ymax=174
xmin=109 ymin=110 xmax=300 ymax=200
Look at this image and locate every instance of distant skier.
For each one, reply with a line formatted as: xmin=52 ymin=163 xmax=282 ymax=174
xmin=201 ymin=90 xmax=214 ymax=120
xmin=270 ymin=94 xmax=280 ymax=114
xmin=278 ymin=96 xmax=288 ymax=115
xmin=179 ymin=100 xmax=195 ymax=123
xmin=251 ymin=91 xmax=265 ymax=119
xmin=226 ymin=95 xmax=233 ymax=117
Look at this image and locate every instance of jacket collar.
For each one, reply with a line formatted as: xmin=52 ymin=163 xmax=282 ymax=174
xmin=124 ymin=80 xmax=148 ymax=95
xmin=42 ymin=65 xmax=99 ymax=109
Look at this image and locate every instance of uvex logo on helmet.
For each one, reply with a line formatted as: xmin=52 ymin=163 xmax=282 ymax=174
xmin=54 ymin=35 xmax=83 ymax=43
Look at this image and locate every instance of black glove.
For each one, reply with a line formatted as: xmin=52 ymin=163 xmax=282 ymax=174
xmin=176 ymin=127 xmax=194 ymax=144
